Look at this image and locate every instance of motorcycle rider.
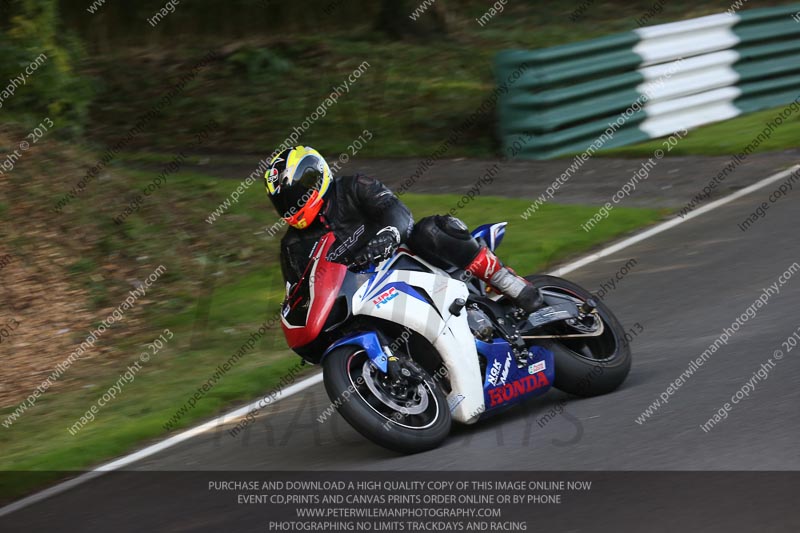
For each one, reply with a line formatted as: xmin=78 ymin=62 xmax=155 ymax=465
xmin=264 ymin=145 xmax=543 ymax=313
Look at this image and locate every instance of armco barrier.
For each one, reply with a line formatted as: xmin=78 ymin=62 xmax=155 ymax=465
xmin=495 ymin=5 xmax=800 ymax=159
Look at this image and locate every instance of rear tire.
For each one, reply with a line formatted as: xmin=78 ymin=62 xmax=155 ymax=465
xmin=525 ymin=275 xmax=632 ymax=396
xmin=322 ymin=346 xmax=451 ymax=454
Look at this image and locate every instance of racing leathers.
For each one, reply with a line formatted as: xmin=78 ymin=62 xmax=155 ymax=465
xmin=279 ymin=174 xmax=543 ymax=313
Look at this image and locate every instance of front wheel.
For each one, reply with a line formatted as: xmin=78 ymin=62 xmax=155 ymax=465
xmin=322 ymin=346 xmax=451 ymax=454
xmin=525 ymin=275 xmax=632 ymax=396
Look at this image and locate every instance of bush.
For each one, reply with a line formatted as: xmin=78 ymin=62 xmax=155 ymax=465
xmin=0 ymin=0 xmax=93 ymax=135
xmin=227 ymin=47 xmax=292 ymax=83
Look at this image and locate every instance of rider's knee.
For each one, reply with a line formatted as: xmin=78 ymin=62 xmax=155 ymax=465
xmin=408 ymin=215 xmax=481 ymax=268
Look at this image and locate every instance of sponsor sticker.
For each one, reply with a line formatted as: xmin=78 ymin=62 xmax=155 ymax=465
xmin=487 ymin=372 xmax=550 ymax=407
xmin=499 ymin=354 xmax=511 ymax=384
xmin=487 ymin=354 xmax=512 ymax=386
xmin=448 ymin=394 xmax=465 ymax=412
xmin=266 ymin=167 xmax=280 ymax=194
xmin=528 ymin=361 xmax=546 ymax=375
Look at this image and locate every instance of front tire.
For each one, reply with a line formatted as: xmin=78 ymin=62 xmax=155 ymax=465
xmin=322 ymin=346 xmax=451 ymax=454
xmin=525 ymin=275 xmax=632 ymax=396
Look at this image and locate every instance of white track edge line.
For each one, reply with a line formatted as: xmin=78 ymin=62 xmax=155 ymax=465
xmin=0 ymin=373 xmax=324 ymax=517
xmin=3 ymin=164 xmax=798 ymax=518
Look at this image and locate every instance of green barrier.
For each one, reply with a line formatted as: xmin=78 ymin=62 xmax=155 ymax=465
xmin=495 ymin=4 xmax=800 ymax=159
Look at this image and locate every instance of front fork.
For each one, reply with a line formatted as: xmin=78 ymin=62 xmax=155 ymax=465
xmin=322 ymin=330 xmax=423 ymax=386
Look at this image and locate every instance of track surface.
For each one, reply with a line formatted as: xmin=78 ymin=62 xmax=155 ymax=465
xmin=137 ymin=150 xmax=800 ymax=208
xmin=4 ymin=163 xmax=800 ymax=530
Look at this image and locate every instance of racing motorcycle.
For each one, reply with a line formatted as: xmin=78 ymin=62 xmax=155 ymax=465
xmin=280 ymin=222 xmax=631 ymax=453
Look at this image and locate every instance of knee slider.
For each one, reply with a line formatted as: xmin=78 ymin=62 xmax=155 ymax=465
xmin=437 ymin=215 xmax=472 ymax=240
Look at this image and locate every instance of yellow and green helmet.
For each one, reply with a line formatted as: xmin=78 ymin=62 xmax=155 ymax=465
xmin=264 ymin=146 xmax=332 ymax=229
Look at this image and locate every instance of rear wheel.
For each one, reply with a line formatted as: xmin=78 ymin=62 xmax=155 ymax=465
xmin=322 ymin=346 xmax=451 ymax=453
xmin=524 ymin=275 xmax=632 ymax=396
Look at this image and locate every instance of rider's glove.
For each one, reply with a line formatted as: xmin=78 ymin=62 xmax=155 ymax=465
xmin=354 ymin=226 xmax=401 ymax=267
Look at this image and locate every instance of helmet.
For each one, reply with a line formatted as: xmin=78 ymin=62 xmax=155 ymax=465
xmin=264 ymin=146 xmax=332 ymax=229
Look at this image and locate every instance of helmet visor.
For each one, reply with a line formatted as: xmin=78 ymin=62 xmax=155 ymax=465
xmin=295 ymin=155 xmax=324 ymax=189
xmin=268 ymin=183 xmax=313 ymax=220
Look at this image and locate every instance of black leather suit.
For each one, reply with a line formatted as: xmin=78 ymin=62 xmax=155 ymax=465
xmin=280 ymin=175 xmax=414 ymax=285
xmin=280 ymin=174 xmax=482 ymax=286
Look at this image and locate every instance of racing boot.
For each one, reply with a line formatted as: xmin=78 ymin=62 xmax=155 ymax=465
xmin=466 ymin=247 xmax=544 ymax=314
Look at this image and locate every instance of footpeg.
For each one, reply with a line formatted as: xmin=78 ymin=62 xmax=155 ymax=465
xmin=580 ymin=298 xmax=597 ymax=314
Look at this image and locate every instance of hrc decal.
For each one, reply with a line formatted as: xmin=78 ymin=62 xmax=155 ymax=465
xmin=364 ymin=280 xmax=428 ymax=307
xmin=372 ymin=287 xmax=398 ymax=309
xmin=488 ymin=372 xmax=550 ymax=407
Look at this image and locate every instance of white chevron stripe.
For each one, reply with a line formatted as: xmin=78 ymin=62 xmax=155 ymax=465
xmin=633 ymin=13 xmax=741 ymax=65
xmin=640 ymin=87 xmax=742 ymax=138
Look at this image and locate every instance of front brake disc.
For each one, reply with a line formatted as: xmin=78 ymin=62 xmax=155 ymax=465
xmin=362 ymin=360 xmax=429 ymax=415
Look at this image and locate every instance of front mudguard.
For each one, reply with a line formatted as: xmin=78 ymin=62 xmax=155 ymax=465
xmin=321 ymin=331 xmax=389 ymax=373
xmin=321 ymin=329 xmax=484 ymax=425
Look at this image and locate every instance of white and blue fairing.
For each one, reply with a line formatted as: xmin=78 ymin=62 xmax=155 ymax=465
xmin=348 ymin=253 xmax=486 ymax=424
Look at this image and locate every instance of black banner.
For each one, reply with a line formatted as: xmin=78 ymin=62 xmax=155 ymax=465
xmin=1 ymin=471 xmax=799 ymax=532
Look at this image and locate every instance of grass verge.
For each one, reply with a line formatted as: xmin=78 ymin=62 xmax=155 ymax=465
xmin=600 ymin=106 xmax=800 ymax=158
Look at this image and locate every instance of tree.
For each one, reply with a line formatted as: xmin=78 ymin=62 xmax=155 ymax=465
xmin=375 ymin=0 xmax=449 ymax=40
xmin=1 ymin=0 xmax=92 ymax=134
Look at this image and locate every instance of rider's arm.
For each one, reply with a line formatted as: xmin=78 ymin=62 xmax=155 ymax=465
xmin=353 ymin=175 xmax=414 ymax=242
